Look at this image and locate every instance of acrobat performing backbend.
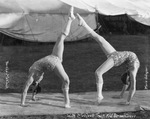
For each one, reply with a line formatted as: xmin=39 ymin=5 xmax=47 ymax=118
xmin=76 ymin=13 xmax=140 ymax=105
xmin=20 ymin=6 xmax=75 ymax=108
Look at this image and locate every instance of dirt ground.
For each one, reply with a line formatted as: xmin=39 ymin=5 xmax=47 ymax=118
xmin=0 ymin=111 xmax=150 ymax=119
xmin=0 ymin=90 xmax=150 ymax=119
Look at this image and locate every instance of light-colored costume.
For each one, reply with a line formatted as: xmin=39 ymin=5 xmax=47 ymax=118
xmin=107 ymin=51 xmax=140 ymax=69
xmin=29 ymin=55 xmax=62 ymax=79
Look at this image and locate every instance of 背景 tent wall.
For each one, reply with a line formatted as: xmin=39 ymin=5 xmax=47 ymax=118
xmin=0 ymin=14 xmax=96 ymax=42
xmin=0 ymin=0 xmax=150 ymax=43
xmin=60 ymin=0 xmax=150 ymax=26
xmin=0 ymin=0 xmax=96 ymax=42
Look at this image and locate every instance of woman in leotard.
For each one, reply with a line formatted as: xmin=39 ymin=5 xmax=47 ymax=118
xmin=76 ymin=13 xmax=140 ymax=105
xmin=20 ymin=6 xmax=75 ymax=108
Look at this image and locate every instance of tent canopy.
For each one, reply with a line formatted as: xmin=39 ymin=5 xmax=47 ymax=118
xmin=0 ymin=0 xmax=150 ymax=42
xmin=61 ymin=0 xmax=150 ymax=25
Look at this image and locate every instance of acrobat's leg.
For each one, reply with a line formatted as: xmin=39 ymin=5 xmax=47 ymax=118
xmin=54 ymin=63 xmax=70 ymax=108
xmin=31 ymin=92 xmax=36 ymax=101
xmin=95 ymin=58 xmax=114 ymax=104
xmin=52 ymin=6 xmax=75 ymax=61
xmin=21 ymin=73 xmax=34 ymax=106
xmin=76 ymin=13 xmax=116 ymax=56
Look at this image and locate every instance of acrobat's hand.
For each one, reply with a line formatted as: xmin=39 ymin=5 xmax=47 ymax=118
xmin=65 ymin=104 xmax=71 ymax=108
xmin=20 ymin=103 xmax=31 ymax=107
xmin=31 ymin=97 xmax=40 ymax=101
xmin=112 ymin=95 xmax=123 ymax=99
xmin=119 ymin=101 xmax=130 ymax=105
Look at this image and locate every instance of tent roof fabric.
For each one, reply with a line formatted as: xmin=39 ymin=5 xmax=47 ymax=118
xmin=61 ymin=0 xmax=150 ymax=26
xmin=0 ymin=0 xmax=150 ymax=42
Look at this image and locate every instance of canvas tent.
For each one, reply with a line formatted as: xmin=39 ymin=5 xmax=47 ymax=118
xmin=61 ymin=0 xmax=150 ymax=25
xmin=0 ymin=0 xmax=150 ymax=42
xmin=0 ymin=0 xmax=96 ymax=42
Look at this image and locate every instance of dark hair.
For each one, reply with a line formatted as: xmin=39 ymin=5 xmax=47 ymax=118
xmin=121 ymin=71 xmax=130 ymax=85
xmin=32 ymin=81 xmax=41 ymax=94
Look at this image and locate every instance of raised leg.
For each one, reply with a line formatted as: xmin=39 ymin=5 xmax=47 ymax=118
xmin=76 ymin=13 xmax=116 ymax=56
xmin=52 ymin=6 xmax=75 ymax=61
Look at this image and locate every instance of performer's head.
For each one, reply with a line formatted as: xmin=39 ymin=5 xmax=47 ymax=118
xmin=31 ymin=81 xmax=41 ymax=94
xmin=121 ymin=71 xmax=130 ymax=85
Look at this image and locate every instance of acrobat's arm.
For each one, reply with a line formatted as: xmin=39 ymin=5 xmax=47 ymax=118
xmin=112 ymin=84 xmax=129 ymax=99
xmin=120 ymin=84 xmax=129 ymax=98
xmin=20 ymin=75 xmax=34 ymax=107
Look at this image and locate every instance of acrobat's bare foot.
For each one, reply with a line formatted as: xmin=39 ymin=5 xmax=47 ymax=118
xmin=68 ymin=6 xmax=75 ymax=20
xmin=31 ymin=97 xmax=40 ymax=101
xmin=32 ymin=98 xmax=36 ymax=101
xmin=65 ymin=103 xmax=71 ymax=108
xmin=76 ymin=13 xmax=86 ymax=26
xmin=20 ymin=103 xmax=31 ymax=107
xmin=97 ymin=96 xmax=104 ymax=105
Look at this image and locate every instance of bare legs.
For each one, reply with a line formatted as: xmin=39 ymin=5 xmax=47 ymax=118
xmin=76 ymin=13 xmax=139 ymax=104
xmin=52 ymin=6 xmax=75 ymax=61
xmin=52 ymin=6 xmax=75 ymax=108
xmin=95 ymin=58 xmax=114 ymax=104
xmin=76 ymin=13 xmax=116 ymax=104
xmin=76 ymin=14 xmax=116 ymax=56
